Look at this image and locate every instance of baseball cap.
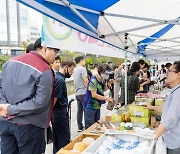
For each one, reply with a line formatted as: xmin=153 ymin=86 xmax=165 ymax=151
xmin=34 ymin=37 xmax=60 ymax=53
xmin=98 ymin=64 xmax=113 ymax=74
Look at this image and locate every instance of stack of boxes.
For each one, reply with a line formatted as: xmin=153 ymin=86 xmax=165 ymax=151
xmin=129 ymin=98 xmax=154 ymax=128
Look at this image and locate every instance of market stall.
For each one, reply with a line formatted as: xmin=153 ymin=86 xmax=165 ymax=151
xmin=57 ymin=86 xmax=169 ymax=154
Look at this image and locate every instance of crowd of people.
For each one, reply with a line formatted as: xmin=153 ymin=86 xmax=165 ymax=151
xmin=0 ymin=37 xmax=180 ymax=154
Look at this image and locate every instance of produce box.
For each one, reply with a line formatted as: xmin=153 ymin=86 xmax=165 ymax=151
xmin=83 ymin=133 xmax=155 ymax=154
xmin=111 ymin=113 xmax=122 ymax=122
xmin=130 ymin=117 xmax=150 ymax=127
xmin=155 ymin=99 xmax=165 ymax=106
xmin=146 ymin=98 xmax=155 ymax=105
xmin=135 ymin=97 xmax=154 ymax=105
xmin=57 ymin=134 xmax=100 ymax=154
xmin=154 ymin=99 xmax=165 ymax=115
xmin=129 ymin=105 xmax=151 ymax=118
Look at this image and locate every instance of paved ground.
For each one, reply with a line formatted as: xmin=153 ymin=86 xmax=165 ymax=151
xmin=45 ymin=94 xmax=114 ymax=154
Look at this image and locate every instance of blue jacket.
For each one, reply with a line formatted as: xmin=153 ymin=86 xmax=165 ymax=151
xmin=0 ymin=51 xmax=54 ymax=128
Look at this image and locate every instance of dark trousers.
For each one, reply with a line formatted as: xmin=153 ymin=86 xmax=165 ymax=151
xmin=0 ymin=121 xmax=44 ymax=154
xmin=84 ymin=108 xmax=100 ymax=129
xmin=76 ymin=94 xmax=85 ymax=130
xmin=167 ymin=147 xmax=180 ymax=154
xmin=51 ymin=107 xmax=70 ymax=154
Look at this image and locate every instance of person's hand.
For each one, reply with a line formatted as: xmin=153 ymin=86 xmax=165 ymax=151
xmin=143 ymin=102 xmax=153 ymax=110
xmin=140 ymin=83 xmax=144 ymax=87
xmin=105 ymin=97 xmax=113 ymax=103
xmin=0 ymin=108 xmax=7 ymax=117
xmin=0 ymin=104 xmax=10 ymax=117
xmin=108 ymin=79 xmax=114 ymax=85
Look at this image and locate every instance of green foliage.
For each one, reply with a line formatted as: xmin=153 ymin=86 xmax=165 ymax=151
xmin=58 ymin=50 xmax=80 ymax=61
xmin=85 ymin=57 xmax=93 ymax=65
xmin=109 ymin=57 xmax=125 ymax=65
xmin=57 ymin=50 xmax=126 ymax=68
xmin=96 ymin=57 xmax=107 ymax=64
xmin=21 ymin=39 xmax=30 ymax=53
xmin=0 ymin=55 xmax=9 ymax=71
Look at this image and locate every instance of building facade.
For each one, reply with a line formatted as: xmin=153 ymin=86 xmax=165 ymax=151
xmin=29 ymin=26 xmax=40 ymax=43
xmin=0 ymin=0 xmax=41 ymax=56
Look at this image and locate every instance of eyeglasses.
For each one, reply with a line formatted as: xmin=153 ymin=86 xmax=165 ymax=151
xmin=168 ymin=69 xmax=178 ymax=73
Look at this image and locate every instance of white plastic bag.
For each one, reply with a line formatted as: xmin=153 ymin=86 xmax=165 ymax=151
xmin=155 ymin=137 xmax=167 ymax=154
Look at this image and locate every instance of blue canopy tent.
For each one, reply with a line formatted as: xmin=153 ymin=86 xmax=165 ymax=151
xmin=17 ymin=0 xmax=180 ymax=61
xmin=17 ymin=0 xmax=138 ymax=106
xmin=17 ymin=0 xmax=137 ymax=55
xmin=137 ymin=23 xmax=176 ymax=55
xmin=17 ymin=0 xmax=180 ymax=105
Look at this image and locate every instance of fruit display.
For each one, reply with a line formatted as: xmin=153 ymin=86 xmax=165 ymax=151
xmin=73 ymin=142 xmax=87 ymax=152
xmin=82 ymin=137 xmax=95 ymax=146
xmin=121 ymin=112 xmax=131 ymax=122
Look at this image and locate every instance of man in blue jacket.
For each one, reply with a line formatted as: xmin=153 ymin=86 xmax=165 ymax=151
xmin=0 ymin=38 xmax=59 ymax=154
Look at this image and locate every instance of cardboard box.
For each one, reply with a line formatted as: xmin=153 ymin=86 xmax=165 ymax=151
xmin=135 ymin=98 xmax=154 ymax=105
xmin=57 ymin=134 xmax=99 ymax=154
xmin=130 ymin=117 xmax=150 ymax=127
xmin=154 ymin=99 xmax=165 ymax=115
xmin=155 ymin=99 xmax=165 ymax=106
xmin=111 ymin=114 xmax=122 ymax=122
xmin=146 ymin=98 xmax=155 ymax=105
xmin=129 ymin=105 xmax=151 ymax=118
xmin=150 ymin=116 xmax=156 ymax=128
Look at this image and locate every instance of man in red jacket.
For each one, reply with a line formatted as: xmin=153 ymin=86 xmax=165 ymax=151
xmin=0 ymin=38 xmax=59 ymax=154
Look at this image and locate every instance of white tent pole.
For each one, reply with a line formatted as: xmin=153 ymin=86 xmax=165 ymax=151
xmin=147 ymin=45 xmax=178 ymax=50
xmin=146 ymin=49 xmax=180 ymax=54
xmin=61 ymin=0 xmax=99 ymax=35
xmin=105 ymin=22 xmax=166 ymax=37
xmin=102 ymin=13 xmax=135 ymax=48
xmin=102 ymin=15 xmax=125 ymax=46
xmin=168 ymin=36 xmax=180 ymax=40
xmin=124 ymin=33 xmax=128 ymax=107
xmin=129 ymin=33 xmax=180 ymax=44
xmin=104 ymin=18 xmax=180 ymax=37
xmin=167 ymin=44 xmax=180 ymax=48
xmin=104 ymin=13 xmax=180 ymax=25
xmin=102 ymin=14 xmax=136 ymax=48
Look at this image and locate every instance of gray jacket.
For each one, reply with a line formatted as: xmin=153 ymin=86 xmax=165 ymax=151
xmin=0 ymin=51 xmax=54 ymax=128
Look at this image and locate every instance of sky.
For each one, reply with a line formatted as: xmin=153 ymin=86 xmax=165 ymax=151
xmin=29 ymin=8 xmax=43 ymax=30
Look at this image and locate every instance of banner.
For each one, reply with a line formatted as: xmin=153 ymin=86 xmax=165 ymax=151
xmin=42 ymin=16 xmax=136 ymax=60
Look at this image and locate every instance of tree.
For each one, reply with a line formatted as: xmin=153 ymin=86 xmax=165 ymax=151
xmin=0 ymin=55 xmax=9 ymax=71
xmin=59 ymin=50 xmax=80 ymax=61
xmin=21 ymin=39 xmax=30 ymax=53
